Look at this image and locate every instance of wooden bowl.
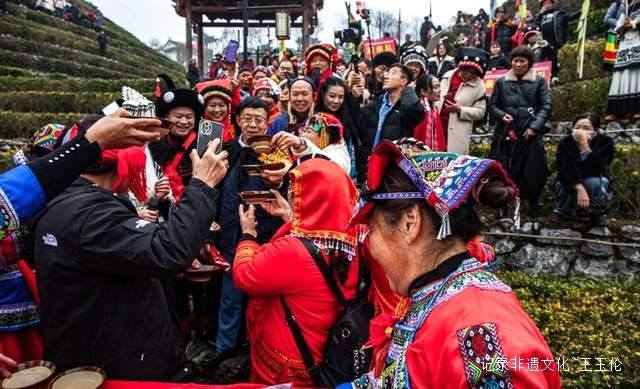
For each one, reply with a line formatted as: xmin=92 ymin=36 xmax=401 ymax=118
xmin=1 ymin=360 xmax=56 ymax=389
xmin=238 ymin=190 xmax=276 ymax=204
xmin=247 ymin=135 xmax=273 ymax=154
xmin=184 ymin=264 xmax=217 ymax=282
xmin=48 ymin=367 xmax=105 ymax=389
xmin=241 ymin=162 xmax=286 ymax=176
xmin=137 ymin=117 xmax=174 ymax=138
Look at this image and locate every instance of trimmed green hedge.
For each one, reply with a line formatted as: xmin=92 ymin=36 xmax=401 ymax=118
xmin=559 ymin=39 xmax=606 ymax=83
xmin=5 ymin=1 xmax=184 ymax=74
xmin=0 ymin=14 xmax=184 ymax=81
xmin=0 ymin=111 xmax=83 ymax=138
xmin=470 ymin=144 xmax=640 ymax=220
xmin=0 ymin=66 xmax=40 ymax=78
xmin=0 ymin=77 xmax=155 ymax=93
xmin=0 ymin=92 xmax=118 ymax=113
xmin=0 ymin=91 xmax=155 ymax=113
xmin=498 ymin=271 xmax=639 ymax=388
xmin=550 ymin=77 xmax=610 ymax=121
xmin=0 ymin=49 xmax=129 ymax=79
xmin=0 ymin=34 xmax=148 ymax=77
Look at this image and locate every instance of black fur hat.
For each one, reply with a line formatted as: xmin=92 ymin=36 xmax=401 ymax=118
xmin=154 ymin=74 xmax=205 ymax=123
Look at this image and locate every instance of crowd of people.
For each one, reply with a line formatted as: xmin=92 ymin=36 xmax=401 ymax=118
xmin=0 ymin=2 xmax=625 ymax=389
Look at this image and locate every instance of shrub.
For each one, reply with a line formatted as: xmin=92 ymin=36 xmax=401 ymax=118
xmin=0 ymin=34 xmax=148 ymax=77
xmin=0 ymin=111 xmax=83 ymax=138
xmin=498 ymin=270 xmax=639 ymax=388
xmin=0 ymin=49 xmax=128 ymax=79
xmin=0 ymin=65 xmax=39 ymax=77
xmin=0 ymin=76 xmax=155 ymax=93
xmin=5 ymin=1 xmax=183 ymax=72
xmin=559 ymin=39 xmax=606 ymax=83
xmin=550 ymin=77 xmax=610 ymax=121
xmin=0 ymin=92 xmax=121 ymax=113
xmin=0 ymin=14 xmax=184 ymax=81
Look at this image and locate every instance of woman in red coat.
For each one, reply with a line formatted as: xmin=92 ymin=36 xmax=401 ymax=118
xmin=343 ymin=140 xmax=561 ymax=389
xmin=234 ymin=157 xmax=360 ymax=387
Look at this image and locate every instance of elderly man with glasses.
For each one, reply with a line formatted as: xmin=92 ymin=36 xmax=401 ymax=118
xmin=206 ymin=97 xmax=288 ymax=368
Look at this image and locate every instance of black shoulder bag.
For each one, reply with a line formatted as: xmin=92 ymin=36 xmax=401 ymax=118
xmin=280 ymin=238 xmax=374 ymax=387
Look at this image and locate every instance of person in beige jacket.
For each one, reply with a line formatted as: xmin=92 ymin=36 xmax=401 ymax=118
xmin=438 ymin=47 xmax=488 ymax=154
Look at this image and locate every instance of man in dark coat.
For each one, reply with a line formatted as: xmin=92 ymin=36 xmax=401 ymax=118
xmin=534 ymin=0 xmax=581 ymax=80
xmin=213 ymin=97 xmax=285 ymax=364
xmin=187 ymin=59 xmax=201 ymax=89
xmin=34 ymin=135 xmax=229 ymax=381
xmin=489 ymin=46 xmax=552 ymax=217
xmin=97 ymin=30 xmax=107 ymax=57
xmin=419 ymin=16 xmax=433 ymax=47
xmin=355 ymin=63 xmax=425 ymax=181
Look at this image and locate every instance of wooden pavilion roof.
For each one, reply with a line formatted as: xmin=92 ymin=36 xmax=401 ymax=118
xmin=173 ymin=0 xmax=323 ymax=29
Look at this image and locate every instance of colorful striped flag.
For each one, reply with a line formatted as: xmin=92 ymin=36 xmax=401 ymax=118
xmin=604 ymin=32 xmax=617 ymax=65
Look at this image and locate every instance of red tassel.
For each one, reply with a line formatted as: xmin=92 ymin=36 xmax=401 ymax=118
xmin=154 ymin=77 xmax=161 ymax=98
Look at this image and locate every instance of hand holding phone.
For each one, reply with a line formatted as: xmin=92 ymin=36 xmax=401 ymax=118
xmin=197 ymin=120 xmax=224 ymax=157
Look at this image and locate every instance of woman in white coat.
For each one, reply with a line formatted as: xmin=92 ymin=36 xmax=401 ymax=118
xmin=272 ymin=112 xmax=351 ymax=174
xmin=438 ymin=47 xmax=488 ymax=154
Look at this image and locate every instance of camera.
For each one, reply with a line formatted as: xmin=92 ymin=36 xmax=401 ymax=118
xmin=334 ymin=20 xmax=364 ymax=45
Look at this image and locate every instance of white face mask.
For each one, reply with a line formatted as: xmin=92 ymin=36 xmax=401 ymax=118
xmin=572 ymin=129 xmax=596 ymax=141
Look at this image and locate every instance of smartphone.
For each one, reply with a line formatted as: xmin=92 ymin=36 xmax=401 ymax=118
xmin=197 ymin=120 xmax=224 ymax=157
xmin=224 ymin=40 xmax=240 ymax=63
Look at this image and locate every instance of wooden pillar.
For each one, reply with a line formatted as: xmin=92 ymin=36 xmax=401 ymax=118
xmin=302 ymin=0 xmax=310 ymax=50
xmin=196 ymin=14 xmax=204 ymax=73
xmin=185 ymin=1 xmax=192 ymax=68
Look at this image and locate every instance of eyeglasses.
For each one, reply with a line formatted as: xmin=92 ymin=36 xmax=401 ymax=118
xmin=239 ymin=115 xmax=267 ymax=125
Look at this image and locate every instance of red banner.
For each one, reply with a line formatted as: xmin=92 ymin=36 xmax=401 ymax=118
xmin=483 ymin=61 xmax=552 ymax=96
xmin=362 ymin=37 xmax=397 ymax=61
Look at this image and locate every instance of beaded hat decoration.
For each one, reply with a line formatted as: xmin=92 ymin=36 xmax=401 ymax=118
xmin=350 ymin=139 xmax=520 ymax=239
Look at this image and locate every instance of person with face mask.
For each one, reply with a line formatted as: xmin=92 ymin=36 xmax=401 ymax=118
xmin=267 ymin=77 xmax=316 ymax=136
xmin=488 ymin=45 xmax=552 ymax=218
xmin=438 ymin=47 xmax=488 ymax=155
xmin=551 ymin=113 xmax=615 ymax=226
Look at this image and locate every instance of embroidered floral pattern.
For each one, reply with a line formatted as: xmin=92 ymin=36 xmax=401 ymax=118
xmin=457 ymin=322 xmax=514 ymax=389
xmin=354 ymin=258 xmax=512 ymax=389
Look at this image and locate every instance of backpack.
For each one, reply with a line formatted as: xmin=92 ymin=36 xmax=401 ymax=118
xmin=280 ymin=238 xmax=374 ymax=387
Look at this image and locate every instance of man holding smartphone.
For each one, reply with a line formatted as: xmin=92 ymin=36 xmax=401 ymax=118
xmin=34 ymin=135 xmax=229 ymax=381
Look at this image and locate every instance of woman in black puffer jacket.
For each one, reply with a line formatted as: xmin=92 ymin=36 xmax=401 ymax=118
xmin=489 ymin=45 xmax=552 ymax=217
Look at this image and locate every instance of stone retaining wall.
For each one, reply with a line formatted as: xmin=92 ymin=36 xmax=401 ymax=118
xmin=485 ymin=219 xmax=640 ymax=279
